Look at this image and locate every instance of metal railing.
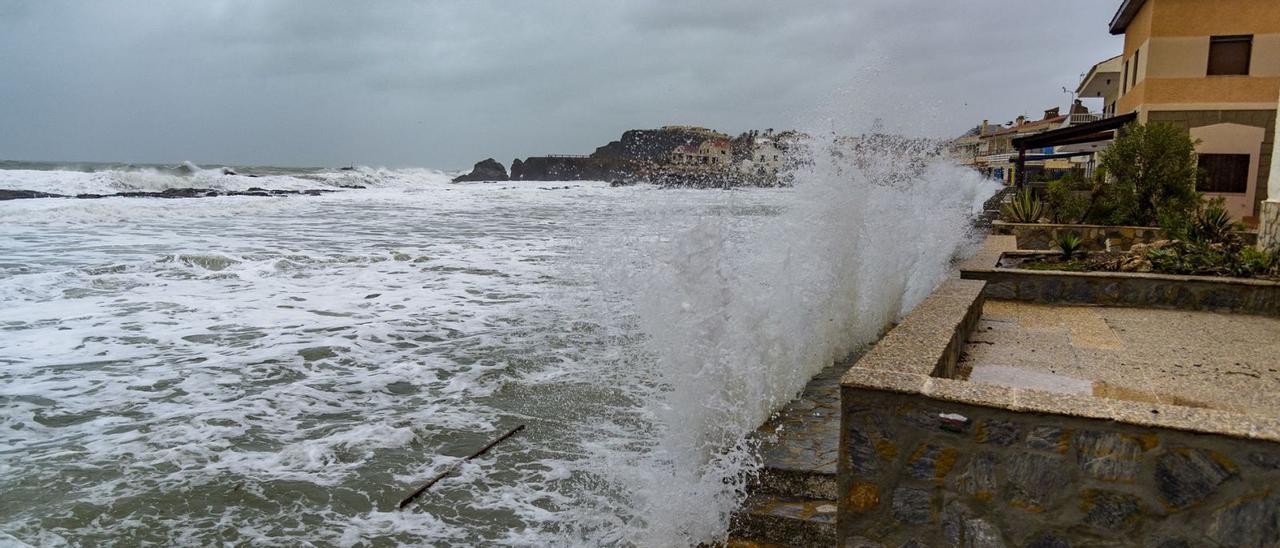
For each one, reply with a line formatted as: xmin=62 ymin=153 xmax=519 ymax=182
xmin=1062 ymin=111 xmax=1109 ymax=127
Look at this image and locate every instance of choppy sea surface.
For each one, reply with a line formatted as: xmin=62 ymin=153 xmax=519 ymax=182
xmin=0 ymin=155 xmax=996 ymax=546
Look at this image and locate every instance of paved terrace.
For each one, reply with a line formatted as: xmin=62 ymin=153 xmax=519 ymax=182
xmin=960 ymin=300 xmax=1280 ymax=417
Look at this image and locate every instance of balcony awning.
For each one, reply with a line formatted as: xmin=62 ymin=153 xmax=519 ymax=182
xmin=1012 ymin=112 xmax=1136 ymax=151
xmin=1010 ymin=112 xmax=1136 ymax=187
xmin=1005 ymin=150 xmax=1099 ymax=162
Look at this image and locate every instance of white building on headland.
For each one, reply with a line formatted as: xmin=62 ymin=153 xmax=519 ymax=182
xmin=669 ymin=139 xmax=732 ymax=168
xmin=738 ymin=138 xmax=785 ymax=176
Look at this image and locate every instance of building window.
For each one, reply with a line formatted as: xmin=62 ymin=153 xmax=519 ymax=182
xmin=1208 ymin=35 xmax=1252 ymax=76
xmin=1197 ymin=153 xmax=1250 ymax=193
xmin=1122 ymin=60 xmax=1129 ymax=94
xmin=1132 ymin=48 xmax=1139 ymax=87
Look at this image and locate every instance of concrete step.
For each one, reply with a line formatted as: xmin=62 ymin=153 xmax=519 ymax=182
xmin=752 ymin=463 xmax=836 ymax=500
xmin=729 ymin=494 xmax=838 ymax=547
xmin=749 ymin=364 xmax=841 ymax=500
xmin=721 ymin=538 xmax=789 ymax=548
xmin=732 ymin=363 xmax=843 ymax=546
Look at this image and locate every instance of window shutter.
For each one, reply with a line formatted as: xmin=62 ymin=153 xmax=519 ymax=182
xmin=1208 ymin=36 xmax=1252 ymax=76
xmin=1197 ymin=154 xmax=1251 ymax=193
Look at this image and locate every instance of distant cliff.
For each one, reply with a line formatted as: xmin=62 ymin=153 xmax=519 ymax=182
xmin=590 ymin=128 xmax=712 ymax=161
xmin=510 ymin=156 xmax=635 ymax=182
xmin=507 ymin=127 xmax=715 ymax=182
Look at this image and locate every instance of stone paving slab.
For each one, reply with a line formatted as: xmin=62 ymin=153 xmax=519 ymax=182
xmin=732 ymin=362 xmax=846 ymax=545
xmin=754 ymin=364 xmax=843 ymax=476
xmin=739 ymin=494 xmax=838 ymax=524
xmin=722 ymin=540 xmax=787 ymax=548
xmin=960 ymin=300 xmax=1280 ymax=417
xmin=730 ymin=494 xmax=838 ymax=547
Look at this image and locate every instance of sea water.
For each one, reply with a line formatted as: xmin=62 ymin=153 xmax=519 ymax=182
xmin=0 ymin=146 xmax=997 ymax=545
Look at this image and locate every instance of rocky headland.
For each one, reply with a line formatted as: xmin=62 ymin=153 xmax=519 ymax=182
xmin=452 ymin=126 xmax=801 ymax=188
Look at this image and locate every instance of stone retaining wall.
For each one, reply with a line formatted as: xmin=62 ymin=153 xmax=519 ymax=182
xmin=839 ymin=380 xmax=1280 ymax=547
xmin=838 ymin=271 xmax=1280 ymax=547
xmin=992 ymin=221 xmax=1164 ymax=252
xmin=960 ymin=254 xmax=1280 ymax=317
xmin=991 ymin=221 xmax=1257 ymax=252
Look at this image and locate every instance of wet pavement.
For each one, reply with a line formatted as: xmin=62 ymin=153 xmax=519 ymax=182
xmin=754 ymin=364 xmax=844 ymax=478
xmin=729 ymin=363 xmax=847 ymax=546
xmin=960 ymin=300 xmax=1280 ymax=416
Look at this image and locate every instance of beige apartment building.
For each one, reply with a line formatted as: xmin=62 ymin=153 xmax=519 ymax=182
xmin=1093 ymin=0 xmax=1280 ymax=221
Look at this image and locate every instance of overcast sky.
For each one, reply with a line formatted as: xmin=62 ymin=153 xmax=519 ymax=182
xmin=0 ymin=1 xmax=1123 ymax=170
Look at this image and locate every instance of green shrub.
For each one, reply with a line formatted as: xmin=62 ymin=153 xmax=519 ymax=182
xmin=1082 ymin=166 xmax=1138 ymax=225
xmin=1146 ymin=241 xmax=1234 ymax=276
xmin=1042 ymin=173 xmax=1091 ymax=223
xmin=1240 ymin=248 xmax=1280 ymax=278
xmin=1094 ymin=122 xmax=1201 ymax=227
xmin=1144 ymin=237 xmax=1270 ymax=278
xmin=1002 ymin=188 xmax=1044 ymax=223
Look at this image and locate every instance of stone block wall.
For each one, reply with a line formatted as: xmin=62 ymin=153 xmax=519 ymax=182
xmin=991 ymin=222 xmax=1257 ymax=252
xmin=839 ymin=385 xmax=1280 ymax=547
xmin=962 ymin=267 xmax=1280 ymax=317
xmin=991 ymin=222 xmax=1165 ymax=252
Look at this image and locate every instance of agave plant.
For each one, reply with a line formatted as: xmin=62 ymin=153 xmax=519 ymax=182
xmin=1187 ymin=204 xmax=1236 ymax=245
xmin=1055 ymin=231 xmax=1084 ymax=261
xmin=1002 ymin=188 xmax=1044 ymax=223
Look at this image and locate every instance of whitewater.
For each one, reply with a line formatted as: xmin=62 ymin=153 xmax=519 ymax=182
xmin=0 ymin=149 xmax=997 ymax=545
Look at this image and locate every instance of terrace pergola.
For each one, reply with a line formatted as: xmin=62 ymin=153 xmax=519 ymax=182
xmin=1010 ymin=112 xmax=1137 ymax=187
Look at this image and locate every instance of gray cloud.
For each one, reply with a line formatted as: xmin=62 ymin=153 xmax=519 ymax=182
xmin=0 ymin=0 xmax=1122 ymax=169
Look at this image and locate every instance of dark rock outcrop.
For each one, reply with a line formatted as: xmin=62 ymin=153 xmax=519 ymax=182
xmin=0 ymin=189 xmax=64 ymax=201
xmin=452 ymin=158 xmax=508 ymax=182
xmin=591 ymin=128 xmax=707 ymax=161
xmin=510 ymin=156 xmax=636 ymax=182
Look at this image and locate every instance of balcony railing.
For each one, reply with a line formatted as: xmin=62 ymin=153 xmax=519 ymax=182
xmin=1062 ymin=111 xmax=1109 ymax=127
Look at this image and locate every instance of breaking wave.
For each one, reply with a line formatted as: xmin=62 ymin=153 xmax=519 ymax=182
xmin=0 ymin=162 xmax=455 ymax=196
xmin=580 ymin=133 xmax=998 ymax=545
